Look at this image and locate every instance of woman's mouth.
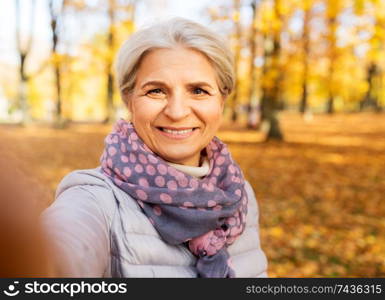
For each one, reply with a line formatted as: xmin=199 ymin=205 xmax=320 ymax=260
xmin=155 ymin=127 xmax=199 ymax=139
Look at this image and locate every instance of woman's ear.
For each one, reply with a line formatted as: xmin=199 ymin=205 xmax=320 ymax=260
xmin=220 ymin=95 xmax=226 ymax=113
xmin=122 ymin=91 xmax=133 ymax=114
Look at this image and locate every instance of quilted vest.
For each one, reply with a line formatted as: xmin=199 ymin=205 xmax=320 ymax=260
xmin=41 ymin=168 xmax=268 ymax=277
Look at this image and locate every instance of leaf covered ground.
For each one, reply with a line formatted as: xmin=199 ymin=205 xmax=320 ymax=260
xmin=0 ymin=112 xmax=384 ymax=277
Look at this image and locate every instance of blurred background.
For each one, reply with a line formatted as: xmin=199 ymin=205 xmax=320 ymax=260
xmin=0 ymin=0 xmax=384 ymax=277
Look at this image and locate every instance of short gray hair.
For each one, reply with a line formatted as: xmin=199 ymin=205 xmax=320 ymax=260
xmin=115 ymin=17 xmax=234 ymax=100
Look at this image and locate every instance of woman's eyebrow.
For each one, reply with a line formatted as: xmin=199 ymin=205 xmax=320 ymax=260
xmin=140 ymin=80 xmax=216 ymax=90
xmin=140 ymin=80 xmax=168 ymax=89
xmin=187 ymin=81 xmax=215 ymax=89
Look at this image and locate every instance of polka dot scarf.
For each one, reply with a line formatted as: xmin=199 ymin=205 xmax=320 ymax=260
xmin=100 ymin=119 xmax=248 ymax=278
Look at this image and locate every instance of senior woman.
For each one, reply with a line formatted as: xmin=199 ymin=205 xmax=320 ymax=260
xmin=42 ymin=17 xmax=268 ymax=278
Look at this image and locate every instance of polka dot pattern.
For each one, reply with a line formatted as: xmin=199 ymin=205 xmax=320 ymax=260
xmin=129 ymin=153 xmax=136 ymax=163
xmin=107 ymin=158 xmax=112 ymax=168
xmin=167 ymin=180 xmax=177 ymax=191
xmin=123 ymin=167 xmax=131 ymax=178
xmin=216 ymin=156 xmax=225 ymax=165
xmin=138 ymin=177 xmax=149 ymax=187
xmin=155 ymin=176 xmax=165 ymax=187
xmin=177 ymin=176 xmax=188 ymax=188
xmin=189 ymin=178 xmax=199 ymax=189
xmin=168 ymin=166 xmax=178 ymax=177
xmin=100 ymin=119 xmax=248 ymax=278
xmin=153 ymin=205 xmax=162 ymax=216
xmin=160 ymin=193 xmax=172 ymax=204
xmin=148 ymin=154 xmax=158 ymax=164
xmin=139 ymin=153 xmax=148 ymax=164
xmin=183 ymin=201 xmax=194 ymax=208
xmin=108 ymin=146 xmax=117 ymax=156
xmin=136 ymin=189 xmax=147 ymax=200
xmin=145 ymin=165 xmax=156 ymax=176
xmin=208 ymin=200 xmax=217 ymax=208
xmin=157 ymin=164 xmax=167 ymax=175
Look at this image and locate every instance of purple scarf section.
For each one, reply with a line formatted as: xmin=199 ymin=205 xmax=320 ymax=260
xmin=100 ymin=119 xmax=248 ymax=278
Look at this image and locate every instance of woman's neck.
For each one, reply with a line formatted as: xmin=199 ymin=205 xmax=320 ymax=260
xmin=166 ymin=156 xmax=210 ymax=178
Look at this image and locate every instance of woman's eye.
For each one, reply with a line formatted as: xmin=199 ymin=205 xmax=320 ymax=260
xmin=147 ymin=88 xmax=163 ymax=95
xmin=193 ymin=87 xmax=208 ymax=95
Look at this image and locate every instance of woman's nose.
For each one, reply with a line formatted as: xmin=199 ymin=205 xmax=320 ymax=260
xmin=163 ymin=93 xmax=191 ymax=121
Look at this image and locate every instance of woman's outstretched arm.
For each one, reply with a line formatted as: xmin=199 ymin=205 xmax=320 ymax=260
xmin=41 ymin=183 xmax=111 ymax=277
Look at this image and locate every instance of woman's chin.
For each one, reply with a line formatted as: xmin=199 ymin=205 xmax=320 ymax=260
xmin=158 ymin=149 xmax=201 ymax=166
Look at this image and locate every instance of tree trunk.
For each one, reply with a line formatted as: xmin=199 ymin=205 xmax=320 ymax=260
xmin=261 ymin=93 xmax=283 ymax=140
xmin=18 ymin=54 xmax=30 ymax=124
xmin=230 ymin=0 xmax=242 ymax=123
xmin=300 ymin=82 xmax=308 ymax=114
xmin=54 ymin=64 xmax=62 ymax=122
xmin=260 ymin=0 xmax=284 ymax=141
xmin=49 ymin=0 xmax=66 ymax=127
xmin=326 ymin=14 xmax=337 ymax=114
xmin=326 ymin=95 xmax=334 ymax=114
xmin=15 ymin=0 xmax=36 ymax=124
xmin=300 ymin=6 xmax=311 ymax=114
xmin=260 ymin=38 xmax=284 ymax=141
xmin=104 ymin=0 xmax=116 ymax=124
xmin=246 ymin=0 xmax=260 ymax=129
xmin=105 ymin=72 xmax=114 ymax=123
xmin=360 ymin=63 xmax=379 ymax=111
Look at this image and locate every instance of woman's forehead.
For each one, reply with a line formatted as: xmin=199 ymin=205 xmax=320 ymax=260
xmin=135 ymin=47 xmax=219 ymax=86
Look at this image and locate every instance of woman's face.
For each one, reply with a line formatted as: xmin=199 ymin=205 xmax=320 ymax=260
xmin=125 ymin=47 xmax=225 ymax=166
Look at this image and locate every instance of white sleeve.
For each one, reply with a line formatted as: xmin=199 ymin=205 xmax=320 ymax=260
xmin=245 ymin=181 xmax=269 ymax=277
xmin=228 ymin=181 xmax=269 ymax=277
xmin=40 ymin=185 xmax=112 ymax=277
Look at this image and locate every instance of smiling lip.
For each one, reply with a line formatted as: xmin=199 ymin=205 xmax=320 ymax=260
xmin=155 ymin=126 xmax=198 ymax=140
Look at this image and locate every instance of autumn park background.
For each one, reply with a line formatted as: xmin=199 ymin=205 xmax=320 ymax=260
xmin=0 ymin=0 xmax=384 ymax=277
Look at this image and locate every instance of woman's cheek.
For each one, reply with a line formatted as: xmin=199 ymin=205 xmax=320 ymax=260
xmin=204 ymin=103 xmax=223 ymax=125
xmin=132 ymin=99 xmax=163 ymax=121
xmin=195 ymin=98 xmax=217 ymax=112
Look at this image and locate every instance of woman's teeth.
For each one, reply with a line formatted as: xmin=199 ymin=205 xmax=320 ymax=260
xmin=161 ymin=128 xmax=194 ymax=135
